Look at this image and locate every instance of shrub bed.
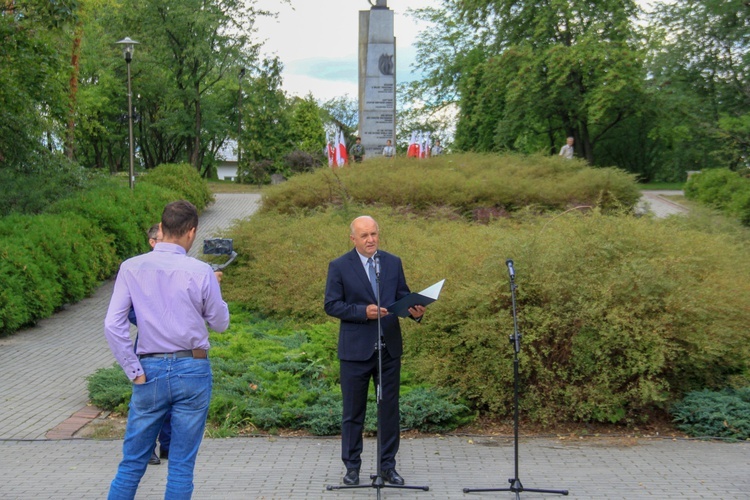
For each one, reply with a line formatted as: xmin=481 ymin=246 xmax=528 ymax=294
xmin=0 ymin=164 xmax=213 ymax=336
xmin=88 ymin=309 xmax=473 ymax=436
xmin=684 ymin=168 xmax=750 ymax=225
xmin=220 ymin=205 xmax=750 ymax=425
xmin=261 ymin=153 xmax=641 ymax=217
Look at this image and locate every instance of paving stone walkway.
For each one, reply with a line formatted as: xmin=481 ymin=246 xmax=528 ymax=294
xmin=4 ymin=190 xmax=747 ymax=500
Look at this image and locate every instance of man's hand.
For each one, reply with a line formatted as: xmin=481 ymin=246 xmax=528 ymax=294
xmin=133 ymin=374 xmax=146 ymax=385
xmin=366 ymin=304 xmax=390 ymax=320
xmin=214 ymin=271 xmax=223 ymax=284
xmin=408 ymin=305 xmax=426 ymax=319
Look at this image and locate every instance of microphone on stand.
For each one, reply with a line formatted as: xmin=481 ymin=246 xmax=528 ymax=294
xmin=373 ymin=252 xmax=381 ymax=278
xmin=506 ymin=259 xmax=515 ymax=279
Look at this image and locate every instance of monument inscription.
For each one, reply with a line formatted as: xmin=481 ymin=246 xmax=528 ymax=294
xmin=359 ymin=1 xmax=396 ymax=159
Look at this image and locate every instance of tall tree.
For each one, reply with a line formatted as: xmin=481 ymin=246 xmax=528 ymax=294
xmin=648 ymin=0 xmax=750 ymax=172
xmin=289 ymin=95 xmax=325 ymax=154
xmin=0 ymin=0 xmax=76 ymax=168
xmin=410 ymin=0 xmax=648 ymax=166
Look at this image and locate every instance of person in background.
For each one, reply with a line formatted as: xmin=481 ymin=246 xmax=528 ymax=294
xmin=431 ymin=139 xmax=443 ymax=156
xmin=559 ymin=136 xmax=574 ymax=159
xmin=104 ymin=200 xmax=229 ymax=499
xmin=383 ymin=139 xmax=395 ymax=159
xmin=350 ymin=137 xmax=365 ymax=163
xmin=324 ymin=215 xmax=425 ymax=487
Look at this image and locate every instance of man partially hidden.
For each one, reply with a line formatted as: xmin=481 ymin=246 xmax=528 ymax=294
xmin=104 ymin=200 xmax=229 ymax=499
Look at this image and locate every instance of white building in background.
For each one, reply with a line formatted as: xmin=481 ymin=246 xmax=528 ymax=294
xmin=216 ymin=139 xmax=239 ymax=181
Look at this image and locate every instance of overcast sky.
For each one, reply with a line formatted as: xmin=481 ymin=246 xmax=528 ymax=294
xmin=253 ymin=0 xmax=434 ymax=101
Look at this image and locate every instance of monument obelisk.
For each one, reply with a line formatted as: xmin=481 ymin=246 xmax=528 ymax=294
xmin=359 ymin=0 xmax=396 ymax=159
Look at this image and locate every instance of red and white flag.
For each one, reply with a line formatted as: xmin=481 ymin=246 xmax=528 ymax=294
xmin=337 ymin=130 xmax=348 ymax=166
xmin=407 ymin=131 xmax=419 ymax=158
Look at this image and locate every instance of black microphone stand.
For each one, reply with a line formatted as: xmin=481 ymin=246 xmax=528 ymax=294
xmin=327 ymin=254 xmax=429 ymax=499
xmin=463 ymin=259 xmax=569 ymax=499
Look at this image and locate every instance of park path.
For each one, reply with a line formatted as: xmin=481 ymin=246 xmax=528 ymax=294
xmin=0 ymin=193 xmax=261 ymax=440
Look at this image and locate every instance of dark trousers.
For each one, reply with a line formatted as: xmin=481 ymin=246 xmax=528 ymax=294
xmin=340 ymin=347 xmax=401 ymax=471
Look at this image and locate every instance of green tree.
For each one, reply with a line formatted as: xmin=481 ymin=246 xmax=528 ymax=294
xmin=446 ymin=0 xmax=647 ymax=165
xmin=289 ymin=95 xmax=325 ymax=154
xmin=0 ymin=0 xmax=76 ymax=169
xmin=241 ymin=57 xmax=291 ymax=165
xmin=648 ymin=0 xmax=750 ymax=173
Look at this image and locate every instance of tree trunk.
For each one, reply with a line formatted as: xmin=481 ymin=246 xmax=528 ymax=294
xmin=190 ymin=95 xmax=201 ymax=170
xmin=66 ymin=22 xmax=83 ymax=160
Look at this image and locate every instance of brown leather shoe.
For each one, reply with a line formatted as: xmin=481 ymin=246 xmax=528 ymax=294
xmin=343 ymin=469 xmax=360 ymax=485
xmin=382 ymin=468 xmax=404 ymax=485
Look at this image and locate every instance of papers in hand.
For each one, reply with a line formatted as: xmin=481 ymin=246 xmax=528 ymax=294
xmin=387 ymin=279 xmax=445 ymax=318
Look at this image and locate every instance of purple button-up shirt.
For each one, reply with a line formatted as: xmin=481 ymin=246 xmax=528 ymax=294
xmin=104 ymin=242 xmax=230 ymax=380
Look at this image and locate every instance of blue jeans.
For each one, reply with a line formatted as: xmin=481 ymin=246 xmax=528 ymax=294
xmin=108 ymin=356 xmax=212 ymax=500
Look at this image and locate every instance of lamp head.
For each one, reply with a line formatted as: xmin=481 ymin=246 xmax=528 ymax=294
xmin=115 ymin=37 xmax=140 ymax=62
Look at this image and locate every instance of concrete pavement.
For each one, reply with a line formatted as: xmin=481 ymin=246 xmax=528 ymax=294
xmin=3 ymin=190 xmax=747 ymax=500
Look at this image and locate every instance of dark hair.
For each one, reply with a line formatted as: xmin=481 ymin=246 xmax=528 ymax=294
xmin=161 ymin=200 xmax=198 ymax=238
xmin=147 ymin=223 xmax=160 ymax=240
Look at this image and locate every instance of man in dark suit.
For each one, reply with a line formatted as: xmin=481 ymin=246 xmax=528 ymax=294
xmin=324 ymin=215 xmax=425 ymax=487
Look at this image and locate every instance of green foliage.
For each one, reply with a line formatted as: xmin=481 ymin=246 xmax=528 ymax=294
xmin=221 ymin=198 xmax=750 ymax=425
xmin=259 ymin=153 xmax=641 ymax=217
xmin=139 ymin=163 xmax=214 ymax=211
xmin=684 ymin=169 xmax=750 ymax=225
xmin=0 ymin=1 xmax=71 ymax=170
xmin=671 ymin=388 xmax=750 ymax=441
xmin=289 ymin=96 xmax=326 ymax=155
xmin=0 ymin=166 xmax=214 ymax=336
xmin=88 ymin=310 xmax=472 ymax=435
xmin=0 ymin=209 xmax=119 ymax=334
xmin=46 ymin=180 xmax=175 ymax=260
xmin=0 ymin=154 xmax=91 ymax=216
xmin=87 ymin=364 xmax=133 ymax=415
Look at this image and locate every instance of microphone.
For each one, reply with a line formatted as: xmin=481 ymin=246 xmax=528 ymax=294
xmin=373 ymin=252 xmax=381 ymax=277
xmin=506 ymin=259 xmax=515 ymax=279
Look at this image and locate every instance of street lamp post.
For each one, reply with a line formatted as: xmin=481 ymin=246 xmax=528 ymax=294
xmin=237 ymin=68 xmax=245 ymax=171
xmin=116 ymin=37 xmax=139 ymax=190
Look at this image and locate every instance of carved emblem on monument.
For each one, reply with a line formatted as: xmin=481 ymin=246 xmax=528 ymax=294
xmin=378 ymin=53 xmax=394 ymax=75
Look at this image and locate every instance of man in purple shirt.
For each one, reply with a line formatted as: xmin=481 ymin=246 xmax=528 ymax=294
xmin=104 ymin=200 xmax=229 ymax=500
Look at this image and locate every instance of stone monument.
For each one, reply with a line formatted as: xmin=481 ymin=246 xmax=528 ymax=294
xmin=359 ymin=0 xmax=396 ymax=159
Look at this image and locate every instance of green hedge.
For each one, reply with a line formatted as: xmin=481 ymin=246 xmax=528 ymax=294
xmin=261 ymin=153 xmax=641 ymax=217
xmin=139 ymin=163 xmax=214 ymax=211
xmin=221 ymin=205 xmax=750 ymax=425
xmin=685 ymin=168 xmax=750 ymax=225
xmin=0 ymin=164 xmax=213 ymax=336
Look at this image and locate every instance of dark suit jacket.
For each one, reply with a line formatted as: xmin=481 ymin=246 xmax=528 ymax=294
xmin=324 ymin=249 xmax=411 ymax=361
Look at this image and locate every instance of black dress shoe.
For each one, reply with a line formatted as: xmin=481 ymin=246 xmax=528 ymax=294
xmin=148 ymin=451 xmax=161 ymax=465
xmin=159 ymin=448 xmax=169 ymax=460
xmin=343 ymin=469 xmax=360 ymax=485
xmin=382 ymin=468 xmax=404 ymax=485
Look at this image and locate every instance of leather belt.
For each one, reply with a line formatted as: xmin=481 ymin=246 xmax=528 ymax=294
xmin=139 ymin=349 xmax=207 ymax=359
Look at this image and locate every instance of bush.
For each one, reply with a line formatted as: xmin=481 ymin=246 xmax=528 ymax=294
xmin=684 ymin=168 xmax=750 ymax=226
xmin=88 ymin=310 xmax=473 ymax=435
xmin=260 ymin=153 xmax=641 ymax=217
xmin=0 ymin=153 xmax=90 ymax=216
xmin=237 ymin=159 xmax=274 ymax=186
xmin=0 ymin=166 xmax=215 ymax=336
xmin=139 ymin=163 xmax=214 ymax=211
xmin=671 ymin=388 xmax=750 ymax=441
xmin=87 ymin=364 xmax=132 ymax=414
xmin=283 ymin=150 xmax=323 ymax=175
xmin=220 ymin=205 xmax=750 ymax=425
